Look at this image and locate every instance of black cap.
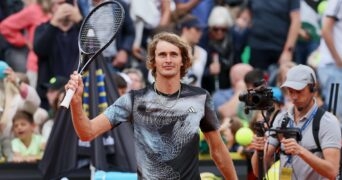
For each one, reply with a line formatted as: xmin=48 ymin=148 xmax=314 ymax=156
xmin=43 ymin=76 xmax=68 ymax=90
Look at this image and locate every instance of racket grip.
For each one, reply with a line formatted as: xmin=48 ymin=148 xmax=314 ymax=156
xmin=60 ymin=89 xmax=76 ymax=108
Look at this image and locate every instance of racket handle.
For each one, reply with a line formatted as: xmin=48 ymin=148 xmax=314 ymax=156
xmin=60 ymin=89 xmax=76 ymax=108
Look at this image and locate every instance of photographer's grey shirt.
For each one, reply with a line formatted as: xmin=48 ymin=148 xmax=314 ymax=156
xmin=268 ymin=101 xmax=341 ymax=180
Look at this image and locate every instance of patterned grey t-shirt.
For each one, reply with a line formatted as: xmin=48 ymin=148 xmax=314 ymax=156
xmin=103 ymin=83 xmax=220 ymax=179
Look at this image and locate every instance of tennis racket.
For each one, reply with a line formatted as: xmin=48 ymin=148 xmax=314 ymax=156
xmin=60 ymin=0 xmax=125 ymax=108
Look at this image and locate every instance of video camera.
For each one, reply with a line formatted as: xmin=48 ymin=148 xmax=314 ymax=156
xmin=269 ymin=113 xmax=302 ymax=142
xmin=239 ymin=85 xmax=274 ymax=114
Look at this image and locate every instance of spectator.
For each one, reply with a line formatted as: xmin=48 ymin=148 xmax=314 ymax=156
xmin=244 ymin=0 xmax=301 ymax=72
xmin=112 ymin=73 xmax=128 ymax=96
xmin=0 ymin=130 xmax=12 ymax=162
xmin=213 ymin=63 xmax=253 ymax=112
xmin=202 ymin=6 xmax=237 ymax=94
xmin=317 ymin=0 xmax=342 ymax=121
xmin=34 ymin=0 xmax=82 ymax=110
xmin=178 ymin=15 xmax=207 ymax=87
xmin=173 ymin=0 xmax=214 ymax=48
xmin=0 ymin=0 xmax=51 ymax=88
xmin=0 ymin=63 xmax=41 ymax=138
xmin=294 ymin=0 xmax=321 ymax=65
xmin=123 ymin=68 xmax=146 ymax=91
xmin=130 ymin=0 xmax=173 ymax=62
xmin=41 ymin=76 xmax=67 ymax=142
xmin=219 ymin=116 xmax=244 ymax=152
xmin=11 ymin=110 xmax=45 ymax=163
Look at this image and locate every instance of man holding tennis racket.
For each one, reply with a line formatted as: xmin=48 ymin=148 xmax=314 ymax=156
xmin=66 ymin=32 xmax=238 ymax=179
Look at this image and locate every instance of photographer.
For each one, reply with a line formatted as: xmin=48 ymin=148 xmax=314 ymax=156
xmin=250 ymin=65 xmax=341 ymax=179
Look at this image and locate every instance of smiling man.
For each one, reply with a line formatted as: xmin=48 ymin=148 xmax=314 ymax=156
xmin=65 ymin=32 xmax=238 ymax=179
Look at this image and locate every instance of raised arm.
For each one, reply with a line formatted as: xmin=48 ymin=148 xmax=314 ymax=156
xmin=66 ymin=71 xmax=112 ymax=141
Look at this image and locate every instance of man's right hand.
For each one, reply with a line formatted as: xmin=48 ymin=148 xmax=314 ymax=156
xmin=250 ymin=135 xmax=266 ymax=151
xmin=65 ymin=71 xmax=84 ymax=105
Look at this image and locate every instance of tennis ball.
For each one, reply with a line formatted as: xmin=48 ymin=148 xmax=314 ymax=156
xmin=235 ymin=127 xmax=254 ymax=146
xmin=0 ymin=61 xmax=9 ymax=80
xmin=317 ymin=1 xmax=327 ymax=15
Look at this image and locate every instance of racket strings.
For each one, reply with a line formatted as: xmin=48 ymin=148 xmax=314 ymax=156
xmin=80 ymin=3 xmax=124 ymax=54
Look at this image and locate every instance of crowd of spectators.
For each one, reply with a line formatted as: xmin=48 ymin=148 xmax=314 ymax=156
xmin=0 ymin=0 xmax=341 ymax=179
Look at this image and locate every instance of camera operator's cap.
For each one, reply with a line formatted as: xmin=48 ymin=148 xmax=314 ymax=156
xmin=42 ymin=76 xmax=68 ymax=90
xmin=281 ymin=64 xmax=316 ymax=90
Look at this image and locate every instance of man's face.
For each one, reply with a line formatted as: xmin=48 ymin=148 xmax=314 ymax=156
xmin=286 ymin=86 xmax=313 ymax=108
xmin=183 ymin=27 xmax=202 ymax=45
xmin=154 ymin=40 xmax=183 ymax=79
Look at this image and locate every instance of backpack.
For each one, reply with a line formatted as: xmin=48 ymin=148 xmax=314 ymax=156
xmin=312 ymin=107 xmax=342 ymax=180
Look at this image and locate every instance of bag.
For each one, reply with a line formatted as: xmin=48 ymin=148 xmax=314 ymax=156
xmin=311 ymin=107 xmax=342 ymax=180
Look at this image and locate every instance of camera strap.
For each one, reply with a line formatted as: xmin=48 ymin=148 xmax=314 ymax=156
xmin=288 ymin=106 xmax=318 ymax=133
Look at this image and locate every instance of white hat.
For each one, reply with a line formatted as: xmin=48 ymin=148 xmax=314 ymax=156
xmin=281 ymin=64 xmax=316 ymax=90
xmin=208 ymin=6 xmax=233 ymax=27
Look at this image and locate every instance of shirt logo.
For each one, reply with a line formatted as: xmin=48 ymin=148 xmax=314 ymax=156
xmin=187 ymin=106 xmax=196 ymax=113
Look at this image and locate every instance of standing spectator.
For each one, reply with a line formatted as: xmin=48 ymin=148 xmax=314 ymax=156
xmin=78 ymin=0 xmax=135 ymax=72
xmin=244 ymin=0 xmax=301 ymax=72
xmin=130 ymin=0 xmax=172 ymax=63
xmin=174 ymin=0 xmax=214 ymax=48
xmin=295 ymin=0 xmax=321 ymax=65
xmin=11 ymin=110 xmax=45 ymax=163
xmin=178 ymin=15 xmax=207 ymax=87
xmin=34 ymin=0 xmax=82 ymax=110
xmin=317 ymin=0 xmax=342 ymax=121
xmin=0 ymin=0 xmax=51 ymax=88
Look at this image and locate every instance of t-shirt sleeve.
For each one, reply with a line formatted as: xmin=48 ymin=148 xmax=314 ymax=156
xmin=200 ymin=91 xmax=220 ymax=132
xmin=103 ymin=92 xmax=133 ymax=127
xmin=319 ymin=112 xmax=341 ymax=150
xmin=325 ymin=0 xmax=342 ymax=20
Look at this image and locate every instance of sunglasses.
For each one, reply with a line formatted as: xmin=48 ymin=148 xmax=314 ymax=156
xmin=212 ymin=27 xmax=227 ymax=32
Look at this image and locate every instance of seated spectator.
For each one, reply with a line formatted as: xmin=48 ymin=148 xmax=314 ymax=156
xmin=123 ymin=68 xmax=146 ymax=91
xmin=219 ymin=69 xmax=265 ymax=121
xmin=112 ymin=73 xmax=128 ymax=96
xmin=11 ymin=110 xmax=45 ymax=163
xmin=213 ymin=63 xmax=253 ymax=111
xmin=202 ymin=6 xmax=237 ymax=94
xmin=0 ymin=63 xmax=42 ymax=138
xmin=41 ymin=76 xmax=67 ymax=142
xmin=219 ymin=116 xmax=244 ymax=153
xmin=0 ymin=132 xmax=12 ymax=162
